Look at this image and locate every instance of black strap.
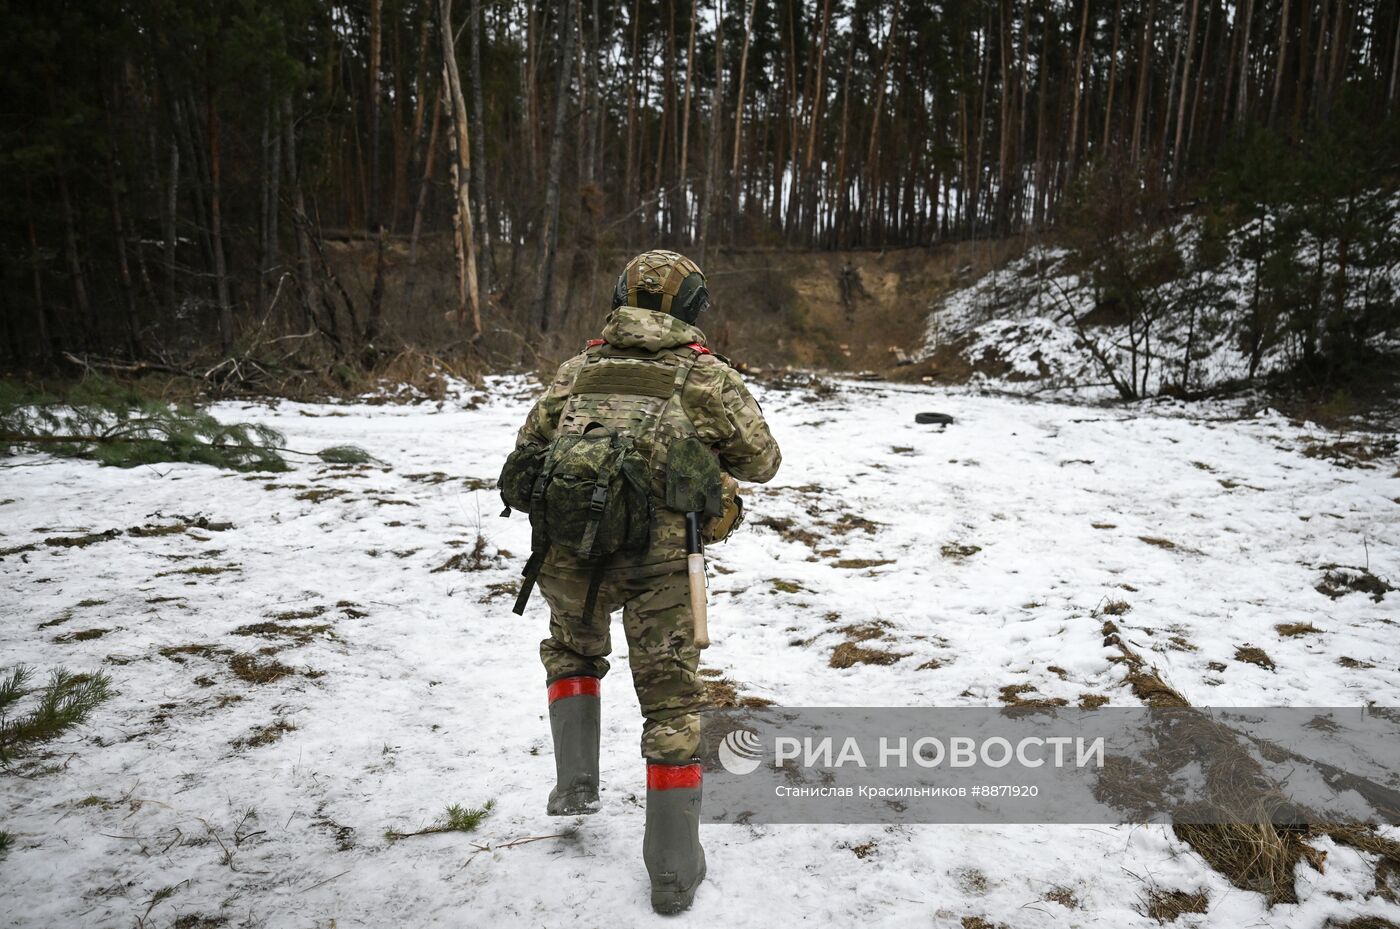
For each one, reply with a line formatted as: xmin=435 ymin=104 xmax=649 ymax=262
xmin=513 ymin=546 xmax=549 ymax=615
xmin=581 ymin=561 xmax=607 ymax=626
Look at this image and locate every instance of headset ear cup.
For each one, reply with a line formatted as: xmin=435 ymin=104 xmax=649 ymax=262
xmin=678 ymin=285 xmax=708 ymax=323
xmin=612 ymin=272 xmax=629 ymax=310
xmin=672 ymin=274 xmax=708 ymax=323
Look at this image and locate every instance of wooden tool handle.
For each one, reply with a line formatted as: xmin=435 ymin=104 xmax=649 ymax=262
xmin=688 ymin=552 xmax=710 ymax=649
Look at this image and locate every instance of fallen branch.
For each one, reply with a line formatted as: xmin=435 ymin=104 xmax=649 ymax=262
xmin=384 ymin=800 xmax=495 ymax=843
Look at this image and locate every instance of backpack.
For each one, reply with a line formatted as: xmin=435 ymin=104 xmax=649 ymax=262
xmin=499 ymin=345 xmax=706 ymax=623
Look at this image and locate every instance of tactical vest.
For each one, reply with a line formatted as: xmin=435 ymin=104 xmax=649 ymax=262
xmin=500 ymin=341 xmax=714 ymax=622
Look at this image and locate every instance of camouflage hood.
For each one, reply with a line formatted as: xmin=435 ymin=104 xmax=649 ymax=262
xmin=601 ymin=306 xmax=707 ymax=352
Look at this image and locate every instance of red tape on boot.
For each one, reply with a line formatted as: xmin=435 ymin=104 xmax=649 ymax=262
xmin=647 ymin=762 xmax=702 ymax=791
xmin=547 ymin=676 xmax=601 ymax=703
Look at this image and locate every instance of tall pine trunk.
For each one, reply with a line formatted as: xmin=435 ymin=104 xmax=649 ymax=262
xmin=469 ymin=0 xmax=493 ymax=299
xmin=439 ymin=0 xmax=482 ymax=337
xmin=537 ymin=0 xmax=577 ymax=332
xmin=1172 ymin=0 xmax=1201 ymax=181
xmin=206 ymin=90 xmax=233 ymax=353
xmin=698 ymin=0 xmax=724 ymax=265
xmin=367 ymin=0 xmax=387 ymax=347
xmin=1065 ymin=0 xmax=1091 ymax=182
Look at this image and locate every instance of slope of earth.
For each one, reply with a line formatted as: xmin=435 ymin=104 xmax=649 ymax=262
xmin=1 ymin=377 xmax=1397 ymax=928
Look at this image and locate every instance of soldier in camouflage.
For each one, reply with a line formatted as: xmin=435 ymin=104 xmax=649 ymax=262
xmin=512 ymin=249 xmax=781 ymax=913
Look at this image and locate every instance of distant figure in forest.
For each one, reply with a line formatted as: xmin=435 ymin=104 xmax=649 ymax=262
xmin=499 ymin=250 xmax=781 ymax=913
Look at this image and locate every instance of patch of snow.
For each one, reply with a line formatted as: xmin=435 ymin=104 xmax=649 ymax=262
xmin=1 ymin=377 xmax=1397 ymax=927
xmin=923 ymin=195 xmax=1400 ymax=398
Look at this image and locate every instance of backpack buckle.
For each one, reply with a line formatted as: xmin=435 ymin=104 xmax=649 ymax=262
xmin=589 ymin=485 xmax=608 ymax=514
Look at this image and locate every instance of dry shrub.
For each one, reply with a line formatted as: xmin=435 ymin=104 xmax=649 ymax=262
xmin=1094 ymin=755 xmax=1175 ymax=820
xmin=998 ymin=684 xmax=1068 ymax=708
xmin=1323 ymin=918 xmax=1400 ymax=929
xmin=1275 ymin=622 xmax=1323 ymax=637
xmin=833 ymin=558 xmax=895 ymax=569
xmin=1143 ymin=888 xmax=1209 ymax=922
xmin=1234 ymin=646 xmax=1276 ymax=671
xmin=1316 ymin=566 xmax=1394 ymax=602
xmin=1167 ymin=635 xmax=1198 ymax=652
xmin=848 ymin=840 xmax=878 ymax=859
xmin=1122 ymin=665 xmax=1190 ymax=708
xmin=231 ymin=621 xmax=333 ymax=645
xmin=1103 ymin=619 xmax=1190 ymax=708
xmin=228 ymin=653 xmax=297 ymax=685
xmin=159 ymin=644 xmax=227 ymax=663
xmin=1109 ymin=625 xmax=1400 ymax=907
xmin=829 ymin=642 xmax=909 ymax=668
xmin=367 ymin=348 xmax=471 ymax=402
xmin=1172 ymin=821 xmax=1320 ymax=905
xmin=956 ymin=868 xmax=990 ymax=894
xmin=232 ymin=719 xmax=297 ymax=749
xmin=753 ymin=516 xmax=825 ymax=550
xmin=960 ymin=917 xmax=1006 ymax=929
xmin=1302 ymin=437 xmax=1397 ymax=469
xmin=837 ymin=621 xmax=892 ymax=643
xmin=271 ymin=605 xmax=329 ymax=621
xmin=705 ymin=677 xmax=773 ymax=709
xmin=832 ymin=513 xmax=881 ymax=535
xmin=53 ymin=628 xmax=110 ymax=643
xmin=1044 ymin=886 xmax=1080 ymax=908
xmin=1107 ymin=629 xmax=1326 ymax=905
xmin=432 ymin=535 xmax=495 ymax=573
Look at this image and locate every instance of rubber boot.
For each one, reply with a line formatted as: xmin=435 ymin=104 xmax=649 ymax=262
xmin=643 ymin=761 xmax=706 ymax=914
xmin=546 ymin=676 xmax=601 ymax=815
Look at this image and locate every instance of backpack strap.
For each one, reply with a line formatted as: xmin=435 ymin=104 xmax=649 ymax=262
xmin=512 ymin=545 xmax=549 ymax=615
xmin=575 ymin=434 xmax=629 ymax=559
xmin=581 ymin=563 xmax=607 ymax=626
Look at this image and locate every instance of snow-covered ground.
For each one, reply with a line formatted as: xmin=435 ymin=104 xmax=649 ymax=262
xmin=2 ymin=376 xmax=1398 ymax=928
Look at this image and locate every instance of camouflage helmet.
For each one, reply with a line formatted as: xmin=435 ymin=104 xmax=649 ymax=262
xmin=611 ymin=250 xmax=710 ymax=324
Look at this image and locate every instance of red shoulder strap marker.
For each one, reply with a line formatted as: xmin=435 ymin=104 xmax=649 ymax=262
xmin=685 ymin=342 xmax=712 ymax=355
xmin=585 ymin=338 xmax=607 ymax=348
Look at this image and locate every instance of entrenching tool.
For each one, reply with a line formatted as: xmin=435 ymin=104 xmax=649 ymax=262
xmin=665 ymin=437 xmax=725 ymax=650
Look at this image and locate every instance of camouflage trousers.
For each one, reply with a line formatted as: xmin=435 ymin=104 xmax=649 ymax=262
xmin=537 ymin=569 xmax=704 ymax=764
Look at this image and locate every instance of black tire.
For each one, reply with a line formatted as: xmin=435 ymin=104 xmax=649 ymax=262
xmin=915 ymin=412 xmax=955 ymax=425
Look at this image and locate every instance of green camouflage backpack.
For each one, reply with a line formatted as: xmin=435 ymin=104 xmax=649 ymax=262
xmin=500 ymin=345 xmax=709 ymax=622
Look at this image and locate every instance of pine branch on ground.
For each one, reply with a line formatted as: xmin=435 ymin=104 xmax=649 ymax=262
xmin=0 ymin=666 xmax=30 ymax=716
xmin=384 ymin=800 xmax=495 ymax=842
xmin=0 ymin=376 xmax=371 ymax=472
xmin=0 ymin=666 xmax=113 ymax=766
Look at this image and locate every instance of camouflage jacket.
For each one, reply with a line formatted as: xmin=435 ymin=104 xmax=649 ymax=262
xmin=516 ymin=306 xmax=782 ymax=577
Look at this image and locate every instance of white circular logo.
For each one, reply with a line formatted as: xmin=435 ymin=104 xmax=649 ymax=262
xmin=718 ymin=728 xmax=764 ymax=775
